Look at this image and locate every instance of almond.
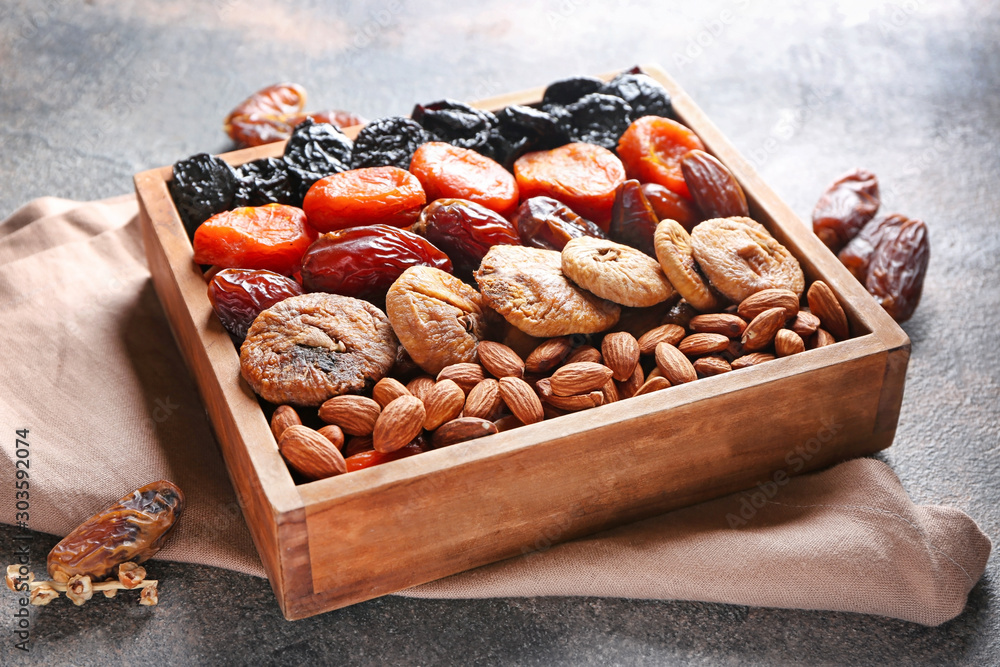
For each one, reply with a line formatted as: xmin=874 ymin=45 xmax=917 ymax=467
xmin=790 ymin=310 xmax=821 ymax=337
xmin=601 ymin=377 xmax=620 ymax=404
xmin=737 ymin=288 xmax=800 ymax=321
xmin=601 ymin=332 xmax=640 ymax=381
xmin=464 ymin=378 xmax=503 ymax=420
xmin=807 ymin=281 xmax=849 ymax=341
xmin=373 ymin=377 xmax=411 ymax=408
xmin=688 ymin=313 xmax=747 ymax=337
xmin=525 ymin=336 xmax=573 ymax=373
xmin=550 ymin=362 xmax=614 ymax=396
xmin=316 ymin=425 xmax=345 ymax=451
xmin=477 ymin=341 xmax=525 ymax=379
xmin=741 ymin=307 xmax=786 ymax=352
xmin=637 ymin=324 xmax=686 ymax=355
xmin=405 ymin=375 xmax=436 ymax=403
xmin=634 ymin=376 xmax=671 ymax=396
xmin=810 ymin=328 xmax=836 ymax=349
xmin=616 ymin=362 xmax=645 ymax=399
xmin=678 ymin=333 xmax=730 ymax=357
xmin=693 ymin=356 xmax=732 ymax=377
xmin=534 ymin=377 xmax=553 ymax=399
xmin=270 ymin=405 xmax=301 ymax=442
xmin=564 ymin=345 xmax=602 ymax=365
xmin=422 ymin=379 xmax=465 ymax=430
xmin=646 ymin=366 xmax=664 ymax=382
xmin=731 ymin=352 xmax=775 ymax=369
xmin=318 ymin=395 xmax=381 ymax=436
xmin=433 ymin=417 xmax=498 ymax=448
xmin=498 ymin=377 xmax=544 ymax=424
xmin=278 ymin=425 xmax=346 ymax=480
xmin=542 ymin=390 xmax=604 ymax=411
xmin=373 ymin=395 xmax=426 ymax=453
xmin=437 ymin=363 xmax=485 ymax=394
xmin=654 ymin=342 xmax=697 ymax=384
xmin=774 ymin=329 xmax=805 ymax=357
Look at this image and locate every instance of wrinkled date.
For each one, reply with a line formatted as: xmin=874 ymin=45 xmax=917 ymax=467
xmin=301 ymin=225 xmax=452 ymax=302
xmin=812 ymin=168 xmax=880 ymax=252
xmin=513 ymin=196 xmax=606 ymax=251
xmin=680 ymin=149 xmax=749 ymax=220
xmin=47 ymin=481 xmax=184 ymax=583
xmin=411 ymin=199 xmax=520 ymax=278
xmin=208 ymin=268 xmax=304 ymax=339
xmin=609 ymin=179 xmax=660 ymax=257
xmin=859 ymin=215 xmax=930 ymax=322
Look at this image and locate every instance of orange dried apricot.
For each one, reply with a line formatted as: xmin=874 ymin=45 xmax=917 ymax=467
xmin=302 ymin=166 xmax=426 ymax=233
xmin=409 ymin=142 xmax=519 ymax=217
xmin=617 ymin=116 xmax=706 ymax=200
xmin=513 ymin=142 xmax=625 ymax=229
xmin=192 ymin=203 xmax=317 ymax=276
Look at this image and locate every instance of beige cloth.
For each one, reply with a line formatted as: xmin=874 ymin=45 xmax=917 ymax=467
xmin=0 ymin=197 xmax=990 ymax=626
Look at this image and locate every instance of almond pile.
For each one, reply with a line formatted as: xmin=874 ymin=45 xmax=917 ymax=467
xmin=271 ymin=279 xmax=850 ymax=482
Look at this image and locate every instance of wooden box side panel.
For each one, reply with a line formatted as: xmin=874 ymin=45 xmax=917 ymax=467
xmin=291 ymin=343 xmax=890 ymax=617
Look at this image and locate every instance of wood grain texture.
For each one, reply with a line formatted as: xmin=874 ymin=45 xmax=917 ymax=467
xmin=134 ymin=64 xmax=911 ymax=620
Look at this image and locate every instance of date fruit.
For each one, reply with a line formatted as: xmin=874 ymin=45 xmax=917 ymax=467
xmin=609 ymin=179 xmax=660 ymax=257
xmin=641 ymin=182 xmax=701 ymax=232
xmin=812 ymin=168 xmax=880 ymax=252
xmin=513 ymin=196 xmax=606 ymax=251
xmin=411 ymin=198 xmax=521 ymax=279
xmin=48 ymin=481 xmax=184 ymax=583
xmin=680 ymin=150 xmax=749 ymax=219
xmin=208 ymin=268 xmax=304 ymax=339
xmin=864 ymin=215 xmax=930 ymax=322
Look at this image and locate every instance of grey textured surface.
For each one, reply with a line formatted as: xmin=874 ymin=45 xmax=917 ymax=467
xmin=1 ymin=0 xmax=998 ymax=664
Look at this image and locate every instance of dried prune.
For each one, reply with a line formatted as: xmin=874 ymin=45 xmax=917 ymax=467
xmin=641 ymin=183 xmax=701 ymax=231
xmin=283 ymin=118 xmax=352 ymax=174
xmin=812 ymin=168 xmax=880 ymax=252
xmin=224 ymin=83 xmax=307 ymax=147
xmin=409 ymin=142 xmax=519 ymax=217
xmin=240 ymin=293 xmax=398 ymax=405
xmin=541 ymin=76 xmax=604 ymax=106
xmin=350 ymin=116 xmax=435 ymax=170
xmin=863 ymin=215 xmax=929 ymax=322
xmin=475 ymin=245 xmax=620 ymax=337
xmin=285 ymin=110 xmax=367 ymax=131
xmin=598 ymin=71 xmax=675 ymax=120
xmin=236 ymin=157 xmax=297 ymax=206
xmin=169 ymin=153 xmax=242 ymax=237
xmin=302 ymin=166 xmax=426 ymax=232
xmin=653 ymin=219 xmax=720 ymax=312
xmin=208 ymin=268 xmax=304 ymax=339
xmin=561 ymin=93 xmax=633 ymax=151
xmin=48 ymin=481 xmax=184 ymax=583
xmin=193 ymin=204 xmax=317 ymax=276
xmin=497 ymin=104 xmax=567 ymax=151
xmin=689 ymin=217 xmax=805 ymax=302
xmin=514 ymin=142 xmax=626 ymax=229
xmin=411 ymin=199 xmax=520 ymax=279
xmin=301 ymin=225 xmax=452 ymax=302
xmin=609 ymin=179 xmax=660 ymax=257
xmin=386 ymin=266 xmax=498 ymax=374
xmin=617 ymin=116 xmax=706 ymax=199
xmin=561 ymin=237 xmax=674 ymax=308
xmin=680 ymin=150 xmax=749 ymax=219
xmin=412 ymin=99 xmax=498 ymax=155
xmin=513 ymin=196 xmax=606 ymax=251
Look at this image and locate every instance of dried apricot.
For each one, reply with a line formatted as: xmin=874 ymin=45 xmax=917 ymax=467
xmin=617 ymin=116 xmax=705 ymax=199
xmin=208 ymin=268 xmax=304 ymax=339
xmin=240 ymin=293 xmax=398 ymax=406
xmin=409 ymin=142 xmax=519 ymax=217
xmin=561 ymin=237 xmax=674 ymax=308
xmin=689 ymin=217 xmax=805 ymax=303
xmin=513 ymin=142 xmax=626 ymax=229
xmin=345 ymin=440 xmax=428 ymax=472
xmin=475 ymin=245 xmax=620 ymax=337
xmin=302 ymin=166 xmax=425 ymax=233
xmin=386 ymin=266 xmax=499 ymax=375
xmin=192 ymin=204 xmax=317 ymax=276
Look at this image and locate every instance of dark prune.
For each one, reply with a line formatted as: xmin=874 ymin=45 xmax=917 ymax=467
xmin=812 ymin=168 xmax=880 ymax=252
xmin=599 ymin=72 xmax=675 ymax=120
xmin=283 ymin=118 xmax=353 ymax=173
xmin=208 ymin=268 xmax=305 ymax=339
xmin=561 ymin=93 xmax=632 ymax=150
xmin=301 ymin=225 xmax=452 ymax=302
xmin=411 ymin=198 xmax=521 ymax=279
xmin=412 ymin=99 xmax=498 ymax=154
xmin=237 ymin=157 xmax=297 ymax=206
xmin=350 ymin=116 xmax=434 ymax=170
xmin=169 ymin=153 xmax=242 ymax=237
xmin=541 ymin=76 xmax=604 ymax=106
xmin=609 ymin=179 xmax=659 ymax=256
xmin=513 ymin=196 xmax=606 ymax=251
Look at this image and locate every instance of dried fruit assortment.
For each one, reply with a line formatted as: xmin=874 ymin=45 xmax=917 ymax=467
xmin=169 ymin=67 xmax=881 ymax=484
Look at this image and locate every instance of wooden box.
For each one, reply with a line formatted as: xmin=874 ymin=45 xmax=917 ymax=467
xmin=133 ymin=65 xmax=910 ymax=620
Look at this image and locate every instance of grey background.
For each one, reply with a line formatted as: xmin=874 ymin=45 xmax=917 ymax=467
xmin=1 ymin=0 xmax=998 ymax=664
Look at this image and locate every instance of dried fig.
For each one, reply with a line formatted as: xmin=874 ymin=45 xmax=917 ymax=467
xmin=561 ymin=237 xmax=674 ymax=308
xmin=653 ymin=219 xmax=720 ymax=312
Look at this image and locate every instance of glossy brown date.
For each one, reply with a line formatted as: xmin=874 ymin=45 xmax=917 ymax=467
xmin=411 ymin=198 xmax=520 ymax=278
xmin=812 ymin=168 xmax=880 ymax=252
xmin=680 ymin=149 xmax=749 ymax=220
xmin=609 ymin=179 xmax=660 ymax=257
xmin=512 ymin=196 xmax=606 ymax=251
xmin=640 ymin=182 xmax=701 ymax=231
xmin=300 ymin=225 xmax=452 ymax=302
xmin=47 ymin=481 xmax=184 ymax=583
xmin=863 ymin=215 xmax=930 ymax=322
xmin=208 ymin=268 xmax=304 ymax=339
